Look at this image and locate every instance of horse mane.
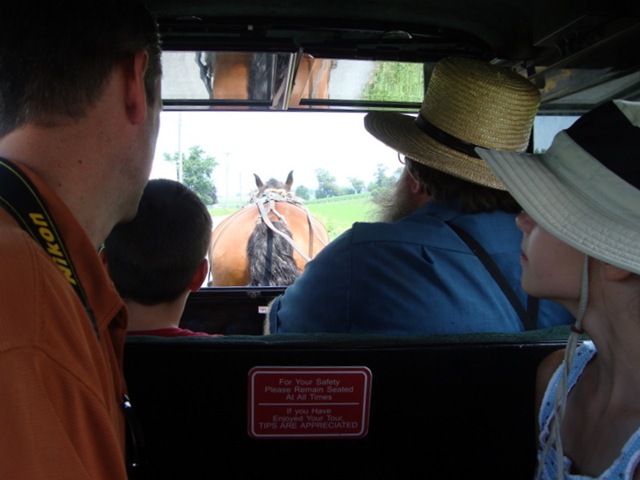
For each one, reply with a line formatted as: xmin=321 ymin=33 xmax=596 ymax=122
xmin=246 ymin=221 xmax=300 ymax=286
xmin=248 ymin=53 xmax=290 ymax=100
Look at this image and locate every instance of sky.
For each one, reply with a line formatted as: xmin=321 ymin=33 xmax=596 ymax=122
xmin=151 ymin=110 xmax=578 ymax=202
xmin=151 ymin=111 xmax=402 ymax=202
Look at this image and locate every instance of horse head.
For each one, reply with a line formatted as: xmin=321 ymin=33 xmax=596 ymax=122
xmin=253 ymin=170 xmax=294 ymax=200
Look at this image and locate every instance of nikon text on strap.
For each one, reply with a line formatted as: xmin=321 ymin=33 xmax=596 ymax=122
xmin=0 ymin=157 xmax=99 ymax=337
xmin=0 ymin=157 xmax=149 ymax=477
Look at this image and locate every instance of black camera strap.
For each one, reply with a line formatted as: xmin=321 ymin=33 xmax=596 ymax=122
xmin=0 ymin=157 xmax=148 ymax=477
xmin=0 ymin=157 xmax=99 ymax=337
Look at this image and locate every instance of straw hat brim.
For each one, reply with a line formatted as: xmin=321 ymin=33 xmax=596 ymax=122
xmin=477 ymin=138 xmax=640 ymax=275
xmin=365 ymin=111 xmax=506 ymax=190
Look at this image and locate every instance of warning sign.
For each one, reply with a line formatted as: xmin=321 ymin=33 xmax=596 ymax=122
xmin=248 ymin=366 xmax=372 ymax=439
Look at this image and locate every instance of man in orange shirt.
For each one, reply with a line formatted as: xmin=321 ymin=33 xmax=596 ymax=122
xmin=0 ymin=1 xmax=162 ymax=478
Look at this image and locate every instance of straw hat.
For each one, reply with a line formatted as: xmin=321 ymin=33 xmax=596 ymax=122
xmin=477 ymin=99 xmax=640 ymax=274
xmin=364 ymin=57 xmax=540 ymax=189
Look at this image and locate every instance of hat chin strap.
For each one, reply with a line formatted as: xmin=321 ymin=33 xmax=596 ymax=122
xmin=537 ymin=255 xmax=589 ymax=480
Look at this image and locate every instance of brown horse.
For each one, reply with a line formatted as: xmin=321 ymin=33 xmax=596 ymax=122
xmin=208 ymin=171 xmax=329 ymax=286
xmin=202 ymin=51 xmax=333 ymax=107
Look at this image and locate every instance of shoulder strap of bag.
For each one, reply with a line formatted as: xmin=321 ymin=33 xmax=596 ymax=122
xmin=446 ymin=221 xmax=539 ymax=331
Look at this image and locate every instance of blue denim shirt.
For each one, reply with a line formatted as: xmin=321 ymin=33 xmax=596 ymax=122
xmin=269 ymin=201 xmax=574 ymax=335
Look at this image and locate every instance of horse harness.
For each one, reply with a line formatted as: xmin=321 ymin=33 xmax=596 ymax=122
xmin=252 ymin=190 xmax=327 ymax=263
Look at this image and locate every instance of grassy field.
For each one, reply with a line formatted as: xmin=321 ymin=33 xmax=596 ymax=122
xmin=305 ymin=194 xmax=380 ymax=240
xmin=210 ymin=193 xmax=381 ymax=240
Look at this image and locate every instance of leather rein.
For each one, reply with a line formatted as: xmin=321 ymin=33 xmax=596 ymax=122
xmin=252 ymin=190 xmax=327 ymax=263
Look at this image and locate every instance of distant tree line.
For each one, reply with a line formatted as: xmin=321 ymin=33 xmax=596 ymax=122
xmin=295 ymin=165 xmax=400 ymax=202
xmin=162 ymin=145 xmax=401 ymax=206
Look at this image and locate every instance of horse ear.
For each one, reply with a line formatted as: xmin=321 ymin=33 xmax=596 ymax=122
xmin=254 ymin=173 xmax=264 ymax=190
xmin=285 ymin=170 xmax=294 ymax=192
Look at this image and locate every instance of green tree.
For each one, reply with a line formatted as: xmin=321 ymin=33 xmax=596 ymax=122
xmin=363 ymin=62 xmax=424 ymax=102
xmin=295 ymin=185 xmax=311 ymax=201
xmin=348 ymin=177 xmax=366 ymax=194
xmin=367 ymin=163 xmax=401 ymax=202
xmin=164 ymin=146 xmax=218 ymax=205
xmin=315 ymin=168 xmax=342 ymax=199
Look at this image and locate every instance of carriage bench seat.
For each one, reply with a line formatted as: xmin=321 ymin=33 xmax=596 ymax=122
xmin=124 ymin=326 xmax=575 ymax=480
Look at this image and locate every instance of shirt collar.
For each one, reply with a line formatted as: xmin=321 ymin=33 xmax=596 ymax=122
xmin=403 ymin=200 xmax=463 ymax=222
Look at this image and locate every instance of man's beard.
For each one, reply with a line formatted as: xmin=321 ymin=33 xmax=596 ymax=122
xmin=375 ymin=179 xmax=417 ymax=222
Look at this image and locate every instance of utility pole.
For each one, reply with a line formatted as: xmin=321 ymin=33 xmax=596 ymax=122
xmin=176 ymin=112 xmax=184 ymax=182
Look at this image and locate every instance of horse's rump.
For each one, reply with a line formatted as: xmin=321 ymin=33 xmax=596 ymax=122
xmin=208 ymin=201 xmax=329 ymax=286
xmin=209 ymin=171 xmax=330 ymax=286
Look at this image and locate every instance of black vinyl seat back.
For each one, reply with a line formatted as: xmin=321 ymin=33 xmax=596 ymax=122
xmin=124 ymin=328 xmax=572 ymax=479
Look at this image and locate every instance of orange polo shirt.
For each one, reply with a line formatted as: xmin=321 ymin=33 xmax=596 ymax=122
xmin=0 ymin=165 xmax=129 ymax=479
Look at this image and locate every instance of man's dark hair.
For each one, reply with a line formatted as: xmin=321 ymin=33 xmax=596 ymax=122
xmin=405 ymin=158 xmax=520 ymax=213
xmin=0 ymin=0 xmax=162 ymax=135
xmin=104 ymin=179 xmax=213 ymax=304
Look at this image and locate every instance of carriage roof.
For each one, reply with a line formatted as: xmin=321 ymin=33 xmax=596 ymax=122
xmin=145 ymin=0 xmax=640 ymax=116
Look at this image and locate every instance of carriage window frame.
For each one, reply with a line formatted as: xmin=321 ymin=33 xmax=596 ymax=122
xmin=161 ymin=50 xmax=425 ymax=112
xmin=153 ymin=110 xmax=577 ymax=284
xmin=163 ymin=111 xmax=582 ymax=335
xmin=157 ymin=47 xmax=621 ymax=335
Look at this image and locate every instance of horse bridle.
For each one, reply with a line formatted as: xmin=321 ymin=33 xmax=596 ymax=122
xmin=253 ymin=190 xmax=327 ymax=263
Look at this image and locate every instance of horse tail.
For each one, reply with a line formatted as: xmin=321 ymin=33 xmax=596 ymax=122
xmin=246 ymin=221 xmax=301 ymax=286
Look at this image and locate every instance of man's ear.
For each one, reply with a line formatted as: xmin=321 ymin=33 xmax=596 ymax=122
xmin=188 ymin=259 xmax=209 ymax=292
xmin=99 ymin=248 xmax=109 ymax=270
xmin=402 ymin=167 xmax=426 ymax=195
xmin=123 ymin=50 xmax=150 ymax=125
xmin=409 ymin=175 xmax=425 ymax=195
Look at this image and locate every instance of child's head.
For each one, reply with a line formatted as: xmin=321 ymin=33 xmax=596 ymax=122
xmin=104 ymin=179 xmax=213 ymax=304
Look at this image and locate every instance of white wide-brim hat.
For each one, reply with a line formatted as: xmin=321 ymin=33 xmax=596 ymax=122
xmin=477 ymin=99 xmax=640 ymax=274
xmin=364 ymin=57 xmax=541 ymax=190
